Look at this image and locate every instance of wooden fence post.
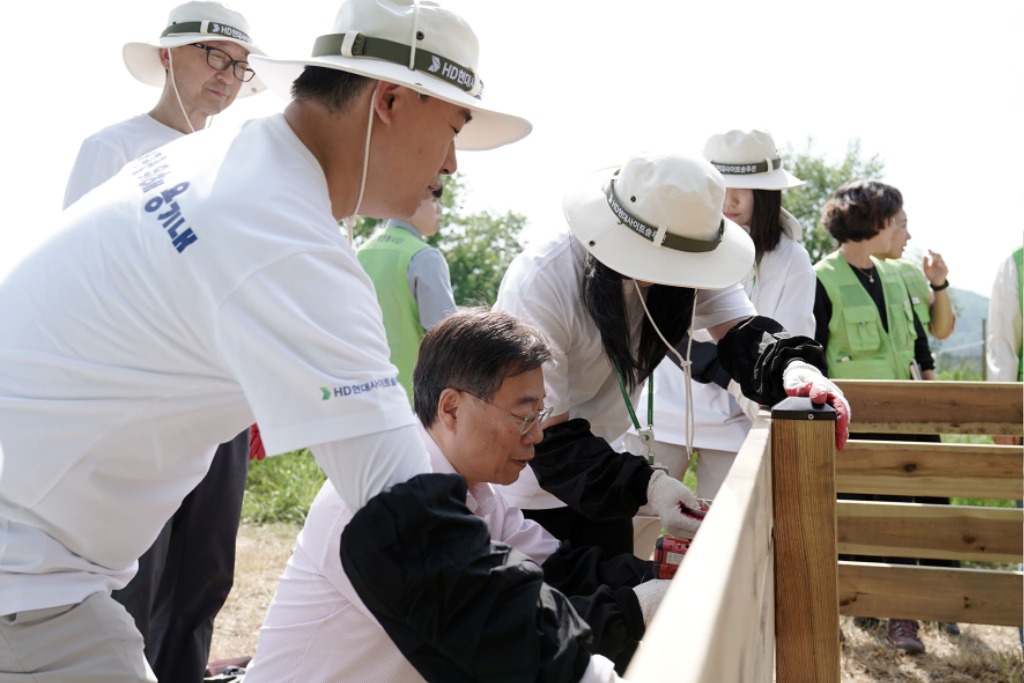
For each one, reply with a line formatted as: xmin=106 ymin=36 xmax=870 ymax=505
xmin=771 ymin=396 xmax=839 ymax=682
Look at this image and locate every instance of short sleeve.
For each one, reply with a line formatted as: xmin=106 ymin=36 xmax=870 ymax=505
xmin=216 ymin=250 xmax=417 ymax=457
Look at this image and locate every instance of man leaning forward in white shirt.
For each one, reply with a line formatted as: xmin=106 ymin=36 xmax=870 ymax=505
xmin=244 ymin=308 xmax=675 ymax=682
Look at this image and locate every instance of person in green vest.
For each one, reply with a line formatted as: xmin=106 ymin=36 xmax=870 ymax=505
xmin=357 ymin=188 xmax=457 ymax=401
xmin=879 ymin=208 xmax=955 ymax=346
xmin=874 ymin=206 xmax=962 ymax=636
xmin=813 ymin=181 xmax=930 ymax=382
xmin=813 ymin=179 xmax=938 ymax=655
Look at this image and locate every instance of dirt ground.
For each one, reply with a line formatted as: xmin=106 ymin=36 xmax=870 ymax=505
xmin=211 ymin=523 xmax=1024 ymax=681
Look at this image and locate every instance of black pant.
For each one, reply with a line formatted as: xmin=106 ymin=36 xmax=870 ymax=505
xmin=523 ymin=506 xmax=635 ymax=558
xmin=113 ymin=429 xmax=249 ymax=682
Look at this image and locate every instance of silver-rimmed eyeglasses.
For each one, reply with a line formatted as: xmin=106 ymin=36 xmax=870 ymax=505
xmin=191 ymin=43 xmax=255 ymax=82
xmin=467 ymin=393 xmax=553 ymax=435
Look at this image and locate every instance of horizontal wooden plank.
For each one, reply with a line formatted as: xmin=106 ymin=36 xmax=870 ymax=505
xmin=838 ymin=561 xmax=1024 ymax=626
xmin=837 ymin=501 xmax=1023 ymax=563
xmin=835 ymin=380 xmax=1023 ymax=435
xmin=837 ymin=441 xmax=1024 ymax=499
xmin=627 ymin=416 xmax=775 ymax=683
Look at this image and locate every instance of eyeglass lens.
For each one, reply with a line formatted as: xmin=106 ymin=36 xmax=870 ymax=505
xmin=518 ymin=407 xmax=553 ymax=435
xmin=196 ymin=44 xmax=255 ymax=82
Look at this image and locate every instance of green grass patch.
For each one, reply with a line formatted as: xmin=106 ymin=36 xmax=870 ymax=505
xmin=243 ymin=449 xmax=325 ymax=525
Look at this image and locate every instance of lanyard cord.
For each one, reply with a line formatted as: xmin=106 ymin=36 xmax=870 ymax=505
xmin=629 ymin=279 xmax=698 ymax=461
xmin=615 ymin=367 xmax=655 ymax=465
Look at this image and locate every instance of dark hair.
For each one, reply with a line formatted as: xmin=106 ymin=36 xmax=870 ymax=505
xmin=580 ymin=254 xmax=694 ymax=392
xmin=291 ymin=66 xmax=373 ymax=114
xmin=821 ymin=179 xmax=903 ymax=244
xmin=413 ymin=307 xmax=552 ymax=427
xmin=749 ymin=189 xmax=783 ymax=263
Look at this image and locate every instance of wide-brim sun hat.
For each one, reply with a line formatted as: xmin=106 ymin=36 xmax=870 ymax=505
xmin=703 ymin=128 xmax=804 ymax=191
xmin=248 ymin=0 xmax=532 ymax=151
xmin=564 ymin=152 xmax=755 ymax=290
xmin=123 ymin=1 xmax=266 ymax=97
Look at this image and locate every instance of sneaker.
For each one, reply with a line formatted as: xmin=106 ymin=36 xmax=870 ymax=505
xmin=887 ymin=619 xmax=925 ymax=654
xmin=942 ymin=621 xmax=961 ymax=636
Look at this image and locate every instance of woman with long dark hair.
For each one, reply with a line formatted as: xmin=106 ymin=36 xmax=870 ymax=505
xmin=626 ymin=130 xmax=815 ymax=523
xmin=493 ymin=150 xmax=848 ymax=558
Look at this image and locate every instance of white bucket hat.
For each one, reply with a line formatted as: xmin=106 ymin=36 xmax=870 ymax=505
xmin=564 ymin=152 xmax=755 ymax=290
xmin=702 ymin=129 xmax=804 ymax=190
xmin=248 ymin=0 xmax=531 ymax=151
xmin=123 ymin=1 xmax=266 ymax=98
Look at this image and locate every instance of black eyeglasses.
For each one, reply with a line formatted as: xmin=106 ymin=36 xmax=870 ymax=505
xmin=465 ymin=392 xmax=553 ymax=436
xmin=191 ymin=43 xmax=255 ymax=83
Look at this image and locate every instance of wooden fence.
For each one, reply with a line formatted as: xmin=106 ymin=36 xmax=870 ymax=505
xmin=625 ymin=380 xmax=1023 ymax=681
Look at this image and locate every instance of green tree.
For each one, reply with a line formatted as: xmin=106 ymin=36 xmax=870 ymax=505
xmin=436 ymin=209 xmax=525 ymax=305
xmin=352 ymin=173 xmax=525 ymax=306
xmin=782 ymin=138 xmax=885 ymax=264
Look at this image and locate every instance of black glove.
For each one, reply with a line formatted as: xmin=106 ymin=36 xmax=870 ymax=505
xmin=717 ymin=315 xmax=828 ymax=406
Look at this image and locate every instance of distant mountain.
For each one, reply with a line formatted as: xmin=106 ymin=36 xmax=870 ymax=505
xmin=931 ymin=288 xmax=989 ymax=373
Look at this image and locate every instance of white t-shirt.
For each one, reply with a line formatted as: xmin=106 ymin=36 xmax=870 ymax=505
xmin=63 ymin=113 xmax=183 ymax=209
xmin=649 ymin=215 xmax=816 ymax=451
xmin=492 ymin=228 xmax=755 ymax=510
xmin=986 ymin=251 xmax=1022 ymax=381
xmin=243 ymin=425 xmax=562 ymax=683
xmin=0 ymin=114 xmax=418 ymax=614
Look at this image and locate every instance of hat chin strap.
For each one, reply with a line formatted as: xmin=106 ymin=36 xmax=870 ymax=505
xmin=342 ymin=82 xmax=379 ymax=246
xmin=631 ymin=279 xmax=698 ymax=459
xmin=408 ymin=0 xmax=421 ymax=70
xmin=167 ymin=48 xmax=204 ymax=134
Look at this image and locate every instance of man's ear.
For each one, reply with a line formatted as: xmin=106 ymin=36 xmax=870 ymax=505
xmin=158 ymin=47 xmax=172 ymax=71
xmin=371 ymin=81 xmax=407 ymax=127
xmin=436 ymin=387 xmax=462 ymax=431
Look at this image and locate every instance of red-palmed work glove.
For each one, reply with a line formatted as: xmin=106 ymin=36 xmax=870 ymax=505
xmin=249 ymin=423 xmax=266 ymax=461
xmin=782 ymin=360 xmax=851 ymax=450
xmin=646 ymin=470 xmax=705 ymax=540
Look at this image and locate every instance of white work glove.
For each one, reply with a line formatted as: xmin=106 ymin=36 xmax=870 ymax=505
xmin=781 ymin=360 xmax=851 ymax=450
xmin=646 ymin=469 xmax=704 ymax=539
xmin=633 ymin=579 xmax=672 ymax=625
xmin=726 ymin=379 xmax=761 ymax=422
xmin=580 ymin=654 xmax=623 ymax=683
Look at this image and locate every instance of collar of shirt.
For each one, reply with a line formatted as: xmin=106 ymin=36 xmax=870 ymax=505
xmin=385 ymin=219 xmax=426 ymax=241
xmin=417 ymin=423 xmax=497 ymax=519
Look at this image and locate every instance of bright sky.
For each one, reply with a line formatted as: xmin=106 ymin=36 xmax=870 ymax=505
xmin=4 ymin=0 xmax=1020 ymax=297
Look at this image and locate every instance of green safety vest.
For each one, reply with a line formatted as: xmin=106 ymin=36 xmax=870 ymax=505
xmin=1015 ymin=247 xmax=1023 ymax=381
xmin=892 ymin=259 xmax=931 ymax=330
xmin=356 ymin=223 xmax=430 ymax=402
xmin=814 ymin=252 xmax=917 ymax=380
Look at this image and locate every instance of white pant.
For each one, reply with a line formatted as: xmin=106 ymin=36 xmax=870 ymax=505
xmin=0 ymin=592 xmax=156 ymax=682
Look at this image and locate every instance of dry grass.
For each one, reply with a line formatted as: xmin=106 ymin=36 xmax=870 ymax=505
xmin=212 ymin=524 xmax=1024 ymax=681
xmin=209 ymin=522 xmax=298 ymax=663
xmin=840 ymin=617 xmax=1023 ymax=682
